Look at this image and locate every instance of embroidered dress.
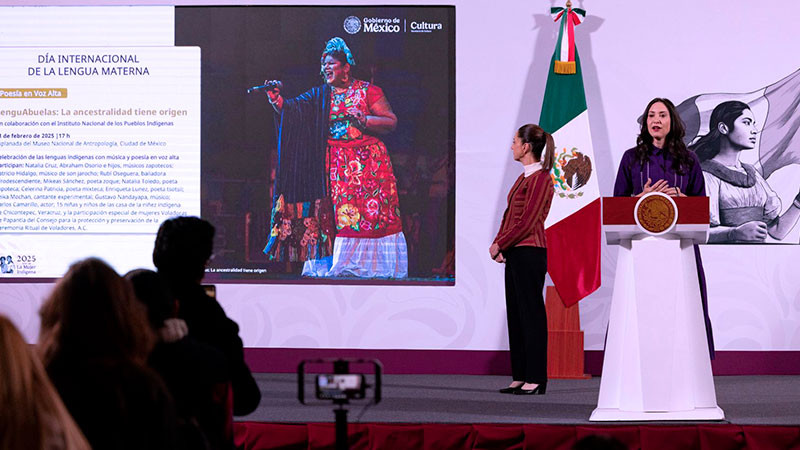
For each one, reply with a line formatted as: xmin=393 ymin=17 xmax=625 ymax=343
xmin=327 ymin=80 xmax=403 ymax=239
xmin=324 ymin=80 xmax=407 ymax=277
xmin=264 ymin=80 xmax=407 ymax=278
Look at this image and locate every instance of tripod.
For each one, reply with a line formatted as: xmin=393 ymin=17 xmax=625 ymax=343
xmin=333 ymin=399 xmax=350 ymax=450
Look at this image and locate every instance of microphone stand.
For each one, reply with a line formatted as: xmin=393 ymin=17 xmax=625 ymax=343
xmin=333 ymin=360 xmax=350 ymax=450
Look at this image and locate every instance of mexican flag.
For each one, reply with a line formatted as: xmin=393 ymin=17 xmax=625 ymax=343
xmin=540 ymin=6 xmax=601 ymax=306
xmin=675 ymin=69 xmax=800 ymax=179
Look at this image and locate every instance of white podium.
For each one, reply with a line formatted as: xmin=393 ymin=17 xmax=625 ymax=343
xmin=590 ymin=194 xmax=724 ymax=421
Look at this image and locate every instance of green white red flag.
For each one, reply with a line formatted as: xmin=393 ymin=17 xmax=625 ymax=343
xmin=541 ymin=6 xmax=601 ymax=306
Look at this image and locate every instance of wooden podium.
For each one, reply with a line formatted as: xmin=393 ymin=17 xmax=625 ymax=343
xmin=590 ymin=193 xmax=724 ymax=421
xmin=546 ymin=286 xmax=590 ymax=379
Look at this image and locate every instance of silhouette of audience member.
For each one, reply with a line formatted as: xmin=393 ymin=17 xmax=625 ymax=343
xmin=0 ymin=314 xmax=91 ymax=450
xmin=153 ymin=217 xmax=260 ymax=416
xmin=127 ymin=268 xmax=232 ymax=449
xmin=38 ymin=257 xmax=180 ymax=450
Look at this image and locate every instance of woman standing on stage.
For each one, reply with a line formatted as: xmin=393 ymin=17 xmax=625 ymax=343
xmin=613 ymin=97 xmax=715 ymax=358
xmin=491 ymin=124 xmax=555 ymax=395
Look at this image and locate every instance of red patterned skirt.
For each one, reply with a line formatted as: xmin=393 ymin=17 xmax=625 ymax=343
xmin=326 ymin=138 xmax=403 ymax=239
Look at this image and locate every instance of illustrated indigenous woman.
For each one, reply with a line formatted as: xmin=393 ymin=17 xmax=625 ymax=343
xmin=613 ymin=98 xmax=715 ymax=358
xmin=690 ymin=100 xmax=800 ymax=243
xmin=491 ymin=124 xmax=555 ymax=395
xmin=262 ymin=37 xmax=407 ymax=278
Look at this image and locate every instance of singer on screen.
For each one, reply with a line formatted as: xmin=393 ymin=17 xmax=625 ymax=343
xmin=262 ymin=37 xmax=407 ymax=278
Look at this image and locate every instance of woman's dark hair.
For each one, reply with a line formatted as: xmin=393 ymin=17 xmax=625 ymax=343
xmin=517 ymin=124 xmax=555 ymax=173
xmin=38 ymin=258 xmax=154 ymax=366
xmin=153 ymin=216 xmax=215 ymax=285
xmin=1 ymin=315 xmax=91 ymax=450
xmin=125 ymin=269 xmax=175 ymax=330
xmin=689 ymin=100 xmax=751 ymax=162
xmin=636 ymin=98 xmax=693 ymax=174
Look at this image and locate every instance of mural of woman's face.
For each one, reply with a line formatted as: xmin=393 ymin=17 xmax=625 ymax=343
xmin=646 ymin=101 xmax=671 ymax=143
xmin=724 ymin=108 xmax=758 ymax=150
xmin=321 ymin=54 xmax=350 ymax=88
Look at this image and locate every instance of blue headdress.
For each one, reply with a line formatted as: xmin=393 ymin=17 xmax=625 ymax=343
xmin=321 ymin=37 xmax=356 ymax=66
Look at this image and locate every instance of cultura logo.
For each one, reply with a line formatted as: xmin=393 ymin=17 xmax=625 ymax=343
xmin=343 ymin=16 xmax=361 ymax=34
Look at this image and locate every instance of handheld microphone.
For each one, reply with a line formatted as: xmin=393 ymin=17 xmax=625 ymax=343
xmin=247 ymin=80 xmax=283 ymax=93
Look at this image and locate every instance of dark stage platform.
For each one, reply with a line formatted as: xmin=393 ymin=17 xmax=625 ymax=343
xmin=233 ymin=374 xmax=800 ymax=449
xmin=242 ymin=373 xmax=799 ymax=425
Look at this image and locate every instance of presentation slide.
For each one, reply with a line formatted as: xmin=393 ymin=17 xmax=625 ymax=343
xmin=0 ymin=45 xmax=200 ymax=277
xmin=0 ymin=6 xmax=455 ymax=284
xmin=176 ymin=6 xmax=455 ymax=284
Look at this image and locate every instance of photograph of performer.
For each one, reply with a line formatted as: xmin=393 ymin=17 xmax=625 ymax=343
xmin=262 ymin=37 xmax=408 ymax=279
xmin=690 ymin=100 xmax=800 ymax=243
xmin=491 ymin=124 xmax=554 ymax=395
xmin=613 ymin=98 xmax=715 ymax=358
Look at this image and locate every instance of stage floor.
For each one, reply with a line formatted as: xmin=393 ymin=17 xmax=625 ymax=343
xmin=240 ymin=374 xmax=800 ymax=425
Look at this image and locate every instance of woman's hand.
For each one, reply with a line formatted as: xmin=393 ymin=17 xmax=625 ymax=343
xmin=663 ymin=186 xmax=687 ymax=197
xmin=490 ymin=243 xmax=506 ymax=263
xmin=345 ymin=109 xmax=367 ymax=130
xmin=731 ymin=221 xmax=768 ymax=242
xmin=159 ymin=318 xmax=189 ymax=343
xmin=636 ymin=178 xmax=670 ymax=197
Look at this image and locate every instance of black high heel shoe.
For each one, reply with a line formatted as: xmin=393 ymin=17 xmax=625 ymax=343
xmin=513 ymin=381 xmax=547 ymax=395
xmin=499 ymin=383 xmax=524 ymax=394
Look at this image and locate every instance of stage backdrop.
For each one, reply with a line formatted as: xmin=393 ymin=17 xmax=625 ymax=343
xmin=1 ymin=1 xmax=799 ymax=358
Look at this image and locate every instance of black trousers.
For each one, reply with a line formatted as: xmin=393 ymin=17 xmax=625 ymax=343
xmin=504 ymin=246 xmax=548 ymax=384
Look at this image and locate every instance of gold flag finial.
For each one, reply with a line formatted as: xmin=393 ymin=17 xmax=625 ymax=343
xmin=566 ymin=0 xmax=572 ymax=8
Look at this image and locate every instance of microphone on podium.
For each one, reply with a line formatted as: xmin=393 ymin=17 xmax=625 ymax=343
xmin=247 ymin=80 xmax=283 ymax=93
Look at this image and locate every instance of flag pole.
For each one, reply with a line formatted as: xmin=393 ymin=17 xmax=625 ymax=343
xmin=542 ymin=0 xmax=597 ymax=378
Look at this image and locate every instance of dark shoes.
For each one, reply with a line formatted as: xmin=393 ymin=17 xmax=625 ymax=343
xmin=513 ymin=382 xmax=547 ymax=395
xmin=499 ymin=386 xmax=521 ymax=394
xmin=499 ymin=381 xmax=547 ymax=395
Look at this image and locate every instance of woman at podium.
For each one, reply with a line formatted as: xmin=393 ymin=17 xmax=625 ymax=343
xmin=613 ymin=98 xmax=704 ymax=198
xmin=490 ymin=124 xmax=555 ymax=395
xmin=613 ymin=97 xmax=714 ymax=358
